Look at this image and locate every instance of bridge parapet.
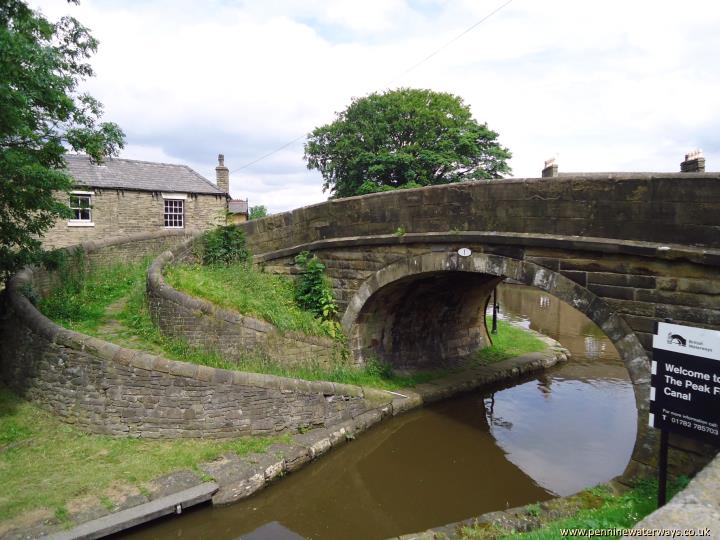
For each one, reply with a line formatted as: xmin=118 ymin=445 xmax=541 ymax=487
xmin=242 ymin=173 xmax=720 ymax=254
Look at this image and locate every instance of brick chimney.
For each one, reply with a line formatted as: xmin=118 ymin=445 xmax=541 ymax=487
xmin=215 ymin=153 xmax=229 ymax=193
xmin=542 ymin=157 xmax=558 ymax=178
xmin=680 ymin=149 xmax=705 ymax=173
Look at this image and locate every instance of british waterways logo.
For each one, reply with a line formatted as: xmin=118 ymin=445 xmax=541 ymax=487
xmin=667 ymin=332 xmax=687 ymax=346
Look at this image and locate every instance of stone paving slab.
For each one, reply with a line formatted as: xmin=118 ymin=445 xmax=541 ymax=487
xmin=46 ymin=482 xmax=218 ymax=540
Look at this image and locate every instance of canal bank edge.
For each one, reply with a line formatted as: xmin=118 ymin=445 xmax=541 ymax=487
xmin=201 ymin=331 xmax=569 ymax=509
xmin=7 ymin=336 xmax=568 ymax=539
xmin=392 ymin=450 xmax=720 ymax=540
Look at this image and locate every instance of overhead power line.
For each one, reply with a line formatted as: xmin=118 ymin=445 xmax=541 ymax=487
xmin=230 ymin=0 xmax=514 ymax=173
xmin=232 ymin=134 xmax=306 ymax=172
xmin=398 ymin=0 xmax=514 ymax=79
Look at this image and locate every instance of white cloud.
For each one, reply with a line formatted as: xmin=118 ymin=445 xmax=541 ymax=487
xmin=29 ymin=0 xmax=720 ymax=213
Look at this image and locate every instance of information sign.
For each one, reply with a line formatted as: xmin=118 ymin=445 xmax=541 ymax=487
xmin=650 ymin=322 xmax=720 ymax=445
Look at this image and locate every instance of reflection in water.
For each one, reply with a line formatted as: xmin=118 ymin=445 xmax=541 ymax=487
xmin=487 ymin=284 xmax=636 ymax=496
xmin=121 ymin=284 xmax=636 ymax=540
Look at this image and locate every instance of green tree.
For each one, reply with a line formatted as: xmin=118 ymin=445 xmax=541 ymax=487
xmin=248 ymin=205 xmax=268 ymax=220
xmin=304 ymin=88 xmax=511 ymax=198
xmin=0 ymin=0 xmax=125 ymax=281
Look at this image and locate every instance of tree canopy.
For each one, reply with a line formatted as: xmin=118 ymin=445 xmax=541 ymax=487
xmin=0 ymin=0 xmax=124 ymax=281
xmin=248 ymin=205 xmax=268 ymax=220
xmin=304 ymin=88 xmax=511 ymax=198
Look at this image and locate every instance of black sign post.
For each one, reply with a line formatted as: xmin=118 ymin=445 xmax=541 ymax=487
xmin=650 ymin=321 xmax=720 ymax=507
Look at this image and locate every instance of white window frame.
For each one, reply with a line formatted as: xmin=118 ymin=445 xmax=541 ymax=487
xmin=161 ymin=192 xmax=188 ymax=200
xmin=164 ymin=198 xmax=185 ymax=229
xmin=68 ymin=191 xmax=94 ymax=227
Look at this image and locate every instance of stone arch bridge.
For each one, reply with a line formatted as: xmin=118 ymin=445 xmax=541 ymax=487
xmin=241 ymin=172 xmax=720 ymax=476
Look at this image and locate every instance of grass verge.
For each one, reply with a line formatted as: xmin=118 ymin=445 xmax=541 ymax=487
xmin=458 ymin=478 xmax=690 ymax=539
xmin=38 ymin=259 xmax=149 ymax=335
xmin=0 ymin=385 xmax=289 ymax=525
xmin=164 ymin=263 xmax=331 ymax=337
xmin=475 ymin=318 xmax=547 ymax=365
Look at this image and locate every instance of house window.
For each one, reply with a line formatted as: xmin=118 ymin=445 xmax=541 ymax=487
xmin=164 ymin=199 xmax=184 ymax=228
xmin=68 ymin=192 xmax=93 ymax=227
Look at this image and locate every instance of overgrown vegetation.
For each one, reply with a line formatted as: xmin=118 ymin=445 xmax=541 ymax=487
xmin=475 ymin=319 xmax=546 ymax=365
xmin=197 ymin=225 xmax=250 ymax=266
xmin=165 ymin=263 xmax=332 ymax=338
xmin=458 ymin=478 xmax=690 ymax=539
xmin=293 ymin=251 xmax=341 ymax=338
xmin=39 ymin=253 xmax=146 ymax=335
xmin=0 ymin=384 xmax=288 ymax=524
xmin=121 ymin=271 xmax=436 ymax=390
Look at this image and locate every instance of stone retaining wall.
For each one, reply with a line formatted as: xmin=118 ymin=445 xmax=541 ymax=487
xmin=0 ymin=231 xmax=376 ymax=438
xmin=146 ymin=239 xmax=342 ymax=368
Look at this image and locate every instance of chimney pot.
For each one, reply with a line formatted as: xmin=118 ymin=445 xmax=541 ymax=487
xmin=680 ymin=149 xmax=705 ymax=173
xmin=542 ymin=157 xmax=558 ymax=178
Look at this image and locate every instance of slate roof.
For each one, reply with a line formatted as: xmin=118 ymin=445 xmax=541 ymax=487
xmin=228 ymin=199 xmax=248 ymax=214
xmin=63 ymin=154 xmax=225 ymax=195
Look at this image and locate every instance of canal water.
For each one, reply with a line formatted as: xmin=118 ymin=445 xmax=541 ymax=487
xmin=122 ymin=284 xmax=637 ymax=540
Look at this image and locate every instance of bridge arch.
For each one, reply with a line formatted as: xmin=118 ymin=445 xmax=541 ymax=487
xmin=341 ymin=250 xmax=653 ymax=477
xmin=342 ymin=251 xmax=649 ymax=380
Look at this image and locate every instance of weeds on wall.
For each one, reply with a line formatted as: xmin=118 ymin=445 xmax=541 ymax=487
xmin=199 ymin=225 xmax=250 ymax=266
xmin=293 ymin=251 xmax=341 ymax=338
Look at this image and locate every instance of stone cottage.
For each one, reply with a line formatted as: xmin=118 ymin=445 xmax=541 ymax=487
xmin=43 ymin=154 xmax=231 ymax=249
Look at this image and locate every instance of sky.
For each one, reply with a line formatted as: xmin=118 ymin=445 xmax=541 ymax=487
xmin=31 ymin=0 xmax=720 ymax=213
